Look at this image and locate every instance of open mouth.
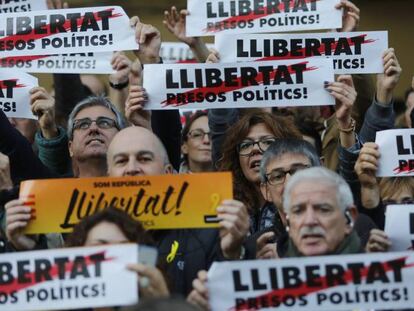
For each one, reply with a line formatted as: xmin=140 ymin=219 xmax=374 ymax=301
xmin=86 ymin=138 xmax=105 ymax=145
xmin=249 ymin=159 xmax=261 ymax=169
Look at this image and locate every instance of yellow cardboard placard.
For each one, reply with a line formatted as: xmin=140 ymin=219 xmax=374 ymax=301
xmin=20 ymin=172 xmax=232 ymax=234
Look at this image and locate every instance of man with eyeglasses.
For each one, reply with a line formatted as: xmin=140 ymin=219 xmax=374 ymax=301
xmin=251 ymin=139 xmax=320 ymax=259
xmin=67 ymin=96 xmax=125 ymax=177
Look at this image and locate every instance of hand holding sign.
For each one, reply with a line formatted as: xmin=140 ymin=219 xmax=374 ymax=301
xmin=205 ymin=48 xmax=220 ymax=63
xmin=376 ymin=48 xmax=402 ymax=105
xmin=217 ymin=199 xmax=249 ymax=260
xmin=355 ymin=142 xmax=381 ymax=208
xmin=366 ymin=229 xmax=391 ymax=253
xmin=127 ymin=263 xmax=170 ymax=299
xmin=256 ymin=231 xmax=278 ymax=260
xmin=126 ymin=85 xmax=150 ymax=129
xmin=335 ymin=0 xmax=360 ymax=32
xmin=46 ymin=0 xmax=68 ymax=10
xmin=130 ymin=16 xmax=161 ymax=64
xmin=30 ymin=86 xmax=58 ymax=139
xmin=5 ymin=199 xmax=36 ymax=250
xmin=328 ymin=75 xmax=356 ymax=127
xmin=109 ymin=51 xmax=132 ymax=86
xmin=187 ymin=270 xmax=209 ymax=311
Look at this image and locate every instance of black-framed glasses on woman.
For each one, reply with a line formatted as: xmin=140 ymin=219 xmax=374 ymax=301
xmin=237 ymin=137 xmax=276 ymax=156
xmin=265 ymin=163 xmax=311 ymax=186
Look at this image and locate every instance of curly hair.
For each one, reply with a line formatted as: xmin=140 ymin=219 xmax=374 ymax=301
xmin=65 ymin=207 xmax=154 ymax=247
xmin=218 ymin=109 xmax=301 ymax=211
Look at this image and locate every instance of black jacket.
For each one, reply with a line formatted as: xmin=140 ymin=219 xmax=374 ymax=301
xmin=153 ymin=228 xmax=222 ymax=296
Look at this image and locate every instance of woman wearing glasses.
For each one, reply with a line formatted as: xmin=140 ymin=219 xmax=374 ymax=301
xmin=216 ymin=109 xmax=301 ymax=234
xmin=180 ymin=111 xmax=213 ymax=173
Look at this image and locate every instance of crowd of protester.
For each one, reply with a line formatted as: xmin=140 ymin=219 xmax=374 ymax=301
xmin=0 ymin=0 xmax=413 ymax=310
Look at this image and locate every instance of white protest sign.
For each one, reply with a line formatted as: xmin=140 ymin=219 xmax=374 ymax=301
xmin=0 ymin=244 xmax=138 ymax=311
xmin=0 ymin=69 xmax=37 ymax=119
xmin=376 ymin=129 xmax=414 ymax=177
xmin=0 ymin=0 xmax=47 ymax=14
xmin=160 ymin=42 xmax=214 ymax=64
xmin=0 ymin=6 xmax=138 ymax=57
xmin=0 ymin=52 xmax=115 ymax=74
xmin=143 ymin=57 xmax=334 ymax=110
xmin=208 ymin=251 xmax=414 ymax=311
xmin=385 ymin=204 xmax=414 ymax=252
xmin=216 ymin=31 xmax=388 ymax=74
xmin=186 ymin=0 xmax=342 ymax=37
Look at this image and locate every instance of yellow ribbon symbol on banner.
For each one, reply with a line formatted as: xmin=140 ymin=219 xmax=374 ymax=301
xmin=166 ymin=241 xmax=179 ymax=263
xmin=210 ymin=193 xmax=220 ymax=212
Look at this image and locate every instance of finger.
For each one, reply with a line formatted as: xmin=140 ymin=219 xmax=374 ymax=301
xmin=129 ymin=85 xmax=145 ymax=92
xmin=382 ymin=48 xmax=395 ymax=60
xmin=371 ymin=235 xmax=392 ymax=247
xmin=220 ymin=199 xmax=244 ymax=208
xmin=360 ymin=146 xmax=381 ymax=158
xmin=6 ymin=213 xmax=32 ymax=226
xmin=188 ymin=291 xmax=210 ymax=310
xmin=7 ymin=221 xmax=29 ymax=234
xmin=216 ymin=205 xmax=246 ymax=216
xmin=360 ymin=153 xmax=379 ymax=165
xmin=359 ymin=162 xmax=378 ymax=172
xmin=5 ymin=200 xmax=29 ymax=210
xmin=192 ymin=279 xmax=208 ymax=296
xmin=219 ymin=219 xmax=243 ymax=236
xmin=130 ymin=16 xmax=140 ymax=28
xmin=336 ymin=74 xmax=354 ymax=87
xmin=172 ymin=6 xmax=179 ymax=23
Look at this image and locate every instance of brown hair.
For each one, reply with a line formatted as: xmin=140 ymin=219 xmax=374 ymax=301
xmin=65 ymin=207 xmax=154 ymax=247
xmin=218 ymin=109 xmax=301 ymax=211
xmin=379 ymin=177 xmax=414 ymax=200
xmin=181 ymin=111 xmax=208 ymax=165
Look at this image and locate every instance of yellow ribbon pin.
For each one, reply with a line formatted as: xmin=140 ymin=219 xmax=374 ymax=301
xmin=166 ymin=240 xmax=179 ymax=263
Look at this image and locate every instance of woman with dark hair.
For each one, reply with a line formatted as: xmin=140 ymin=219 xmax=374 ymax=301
xmin=66 ymin=207 xmax=153 ymax=247
xmin=180 ymin=111 xmax=213 ymax=173
xmin=66 ymin=207 xmax=170 ymax=300
xmin=217 ymin=109 xmax=302 ymax=233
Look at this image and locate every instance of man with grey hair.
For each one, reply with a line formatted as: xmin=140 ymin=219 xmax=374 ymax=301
xmin=67 ymin=95 xmax=125 ymax=177
xmin=281 ymin=167 xmax=361 ymax=257
xmin=253 ymin=139 xmax=319 ymax=259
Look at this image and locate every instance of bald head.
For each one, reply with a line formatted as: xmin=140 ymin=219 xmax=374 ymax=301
xmin=107 ymin=126 xmax=172 ymax=177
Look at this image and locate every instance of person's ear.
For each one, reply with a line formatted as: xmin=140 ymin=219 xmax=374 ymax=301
xmin=260 ymin=182 xmax=271 ymax=202
xmin=68 ymin=141 xmax=74 ymax=157
xmin=344 ymin=206 xmax=358 ymax=234
xmin=181 ymin=142 xmax=188 ymax=155
xmin=164 ymin=164 xmax=174 ymax=174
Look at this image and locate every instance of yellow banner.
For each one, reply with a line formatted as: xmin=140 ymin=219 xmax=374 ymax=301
xmin=20 ymin=173 xmax=232 ymax=234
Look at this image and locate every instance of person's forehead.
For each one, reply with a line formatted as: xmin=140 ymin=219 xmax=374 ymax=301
xmin=75 ymin=105 xmax=116 ymax=120
xmin=87 ymin=221 xmax=128 ymax=242
xmin=109 ymin=131 xmax=162 ymax=158
xmin=289 ymin=180 xmax=337 ymax=205
xmin=245 ymin=123 xmax=273 ymax=139
xmin=266 ymin=153 xmax=311 ymax=171
xmin=190 ymin=115 xmax=209 ymax=131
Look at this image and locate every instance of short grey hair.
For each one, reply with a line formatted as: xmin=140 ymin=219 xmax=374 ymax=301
xmin=260 ymin=139 xmax=321 ymax=183
xmin=282 ymin=167 xmax=354 ymax=213
xmin=67 ymin=95 xmax=126 ymax=140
